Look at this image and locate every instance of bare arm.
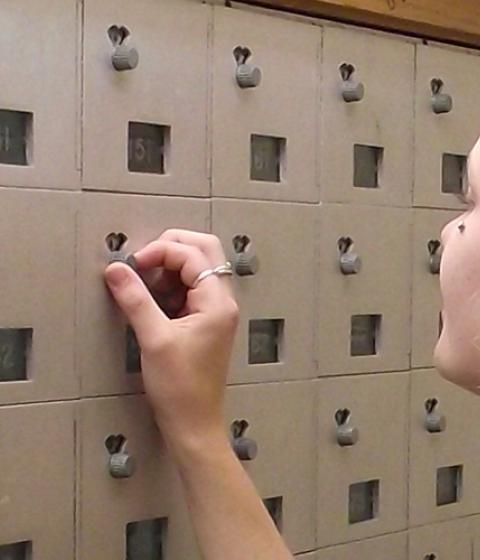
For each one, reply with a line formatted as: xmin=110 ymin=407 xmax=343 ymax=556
xmin=104 ymin=230 xmax=294 ymax=560
xmin=170 ymin=431 xmax=293 ymax=560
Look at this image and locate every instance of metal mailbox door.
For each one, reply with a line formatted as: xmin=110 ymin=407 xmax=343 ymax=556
xmin=321 ymin=26 xmax=414 ymax=207
xmin=0 ymin=402 xmax=75 ymax=559
xmin=212 ymin=6 xmax=320 ymax=203
xmin=78 ymin=193 xmax=209 ymax=397
xmin=83 ymin=0 xmax=210 ymax=196
xmin=77 ymin=395 xmax=188 ymax=560
xmin=411 ymin=209 xmax=462 ymax=368
xmin=212 ymin=199 xmax=317 ymax=384
xmin=0 ymin=0 xmax=79 ymax=190
xmin=409 ymin=369 xmax=480 ymax=526
xmin=0 ymin=189 xmax=77 ymax=405
xmin=317 ymin=204 xmax=411 ymax=375
xmin=224 ymin=380 xmax=317 ymax=553
xmin=317 ymin=373 xmax=409 ymax=547
xmin=414 ymin=43 xmax=480 ymax=209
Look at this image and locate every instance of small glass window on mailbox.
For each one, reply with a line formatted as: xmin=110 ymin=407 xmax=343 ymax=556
xmin=128 ymin=122 xmax=170 ymax=174
xmin=0 ymin=110 xmax=33 ymax=166
xmin=126 ymin=518 xmax=167 ymax=560
xmin=0 ymin=328 xmax=33 ymax=382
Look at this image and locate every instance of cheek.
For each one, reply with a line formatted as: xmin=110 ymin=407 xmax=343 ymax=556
xmin=437 ymin=223 xmax=480 ymax=388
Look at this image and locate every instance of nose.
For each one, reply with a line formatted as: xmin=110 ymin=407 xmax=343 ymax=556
xmin=440 ymin=213 xmax=465 ymax=247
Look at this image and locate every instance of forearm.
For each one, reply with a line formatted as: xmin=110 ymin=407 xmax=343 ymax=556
xmin=168 ymin=431 xmax=294 ymax=560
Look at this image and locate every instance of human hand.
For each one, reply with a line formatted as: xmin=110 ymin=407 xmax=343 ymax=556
xmin=104 ymin=229 xmax=239 ymax=455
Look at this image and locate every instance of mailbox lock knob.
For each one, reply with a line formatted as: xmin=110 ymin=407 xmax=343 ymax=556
xmin=427 ymin=240 xmax=442 ymax=275
xmin=108 ymin=25 xmax=139 ymax=72
xmin=235 ymin=252 xmax=260 ymax=276
xmin=231 ymin=419 xmax=258 ymax=461
xmin=232 ymin=234 xmax=259 ymax=276
xmin=339 ymin=62 xmax=365 ymax=103
xmin=424 ymin=398 xmax=446 ymax=433
xmin=338 ymin=236 xmax=361 ymax=275
xmin=339 ymin=252 xmax=362 ymax=275
xmin=108 ymin=251 xmax=138 ymax=271
xmin=234 ymin=46 xmax=262 ymax=89
xmin=335 ymin=408 xmax=359 ymax=447
xmin=233 ymin=437 xmax=258 ymax=461
xmin=236 ymin=64 xmax=262 ymax=89
xmin=105 ymin=232 xmax=138 ymax=272
xmin=109 ymin=452 xmax=136 ymax=478
xmin=112 ymin=45 xmax=139 ymax=72
xmin=430 ymin=78 xmax=453 ymax=114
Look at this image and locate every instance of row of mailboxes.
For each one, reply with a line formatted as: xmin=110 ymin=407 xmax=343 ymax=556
xmin=2 ymin=371 xmax=479 ymax=558
xmin=0 ymin=1 xmax=478 ymax=209
xmin=0 ymin=188 xmax=460 ymax=403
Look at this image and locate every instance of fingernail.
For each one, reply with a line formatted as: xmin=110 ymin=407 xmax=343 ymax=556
xmin=105 ymin=265 xmax=129 ymax=288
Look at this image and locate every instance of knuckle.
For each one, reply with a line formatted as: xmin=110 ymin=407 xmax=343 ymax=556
xmin=161 ymin=228 xmax=177 ymax=239
xmin=205 ymin=233 xmax=224 ymax=252
xmin=214 ymin=298 xmax=240 ymax=329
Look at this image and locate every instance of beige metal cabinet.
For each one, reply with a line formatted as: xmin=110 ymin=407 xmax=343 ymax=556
xmin=315 ymin=532 xmax=408 ymax=560
xmin=0 ymin=0 xmax=79 ymax=190
xmin=212 ymin=199 xmax=317 ymax=384
xmin=320 ymin=26 xmax=414 ymax=207
xmin=77 ymin=192 xmax=209 ymax=397
xmin=414 ymin=43 xmax=480 ymax=209
xmin=83 ymin=0 xmax=210 ymax=196
xmin=411 ymin=209 xmax=462 ymax=368
xmin=77 ymin=395 xmax=186 ymax=560
xmin=0 ymin=402 xmax=75 ymax=559
xmin=0 ymin=189 xmax=78 ymax=405
xmin=212 ymin=6 xmax=320 ymax=202
xmin=316 ymin=373 xmax=409 ymax=546
xmin=409 ymin=369 xmax=480 ymax=526
xmin=408 ymin=518 xmax=473 ymax=560
xmin=317 ymin=204 xmax=411 ymax=375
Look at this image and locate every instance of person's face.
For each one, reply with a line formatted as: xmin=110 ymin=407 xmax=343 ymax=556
xmin=434 ymin=136 xmax=480 ymax=394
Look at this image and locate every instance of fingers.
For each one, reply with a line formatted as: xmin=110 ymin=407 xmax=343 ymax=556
xmin=136 ymin=230 xmax=235 ymax=297
xmin=104 ymin=262 xmax=170 ymax=351
xmin=157 ymin=229 xmax=227 ymax=267
xmin=133 ymin=239 xmax=227 ymax=312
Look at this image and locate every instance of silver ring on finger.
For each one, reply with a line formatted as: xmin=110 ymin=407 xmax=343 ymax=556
xmin=193 ymin=261 xmax=233 ymax=288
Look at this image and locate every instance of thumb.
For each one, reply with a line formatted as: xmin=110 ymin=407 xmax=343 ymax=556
xmin=104 ymin=262 xmax=170 ymax=349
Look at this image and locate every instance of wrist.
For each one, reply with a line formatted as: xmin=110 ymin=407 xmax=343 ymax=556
xmin=161 ymin=424 xmax=233 ymax=467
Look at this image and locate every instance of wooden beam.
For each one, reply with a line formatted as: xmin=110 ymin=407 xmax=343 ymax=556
xmin=239 ymin=0 xmax=480 ymax=48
